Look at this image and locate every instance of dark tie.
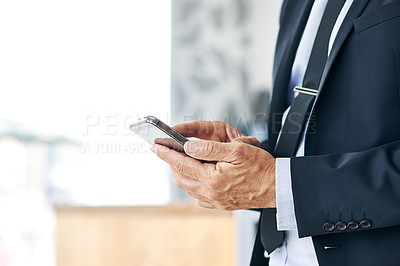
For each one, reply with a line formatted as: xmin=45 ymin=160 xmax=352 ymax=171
xmin=257 ymin=0 xmax=347 ymax=255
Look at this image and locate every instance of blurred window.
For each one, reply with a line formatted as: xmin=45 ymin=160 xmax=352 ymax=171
xmin=0 ymin=0 xmax=172 ymax=205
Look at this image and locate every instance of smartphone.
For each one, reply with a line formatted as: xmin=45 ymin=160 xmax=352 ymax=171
xmin=129 ymin=116 xmax=188 ymax=152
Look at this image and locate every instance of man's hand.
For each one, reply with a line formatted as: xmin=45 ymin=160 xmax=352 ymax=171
xmin=151 ymin=122 xmax=276 ymax=211
xmin=173 ymin=120 xmax=261 ymax=147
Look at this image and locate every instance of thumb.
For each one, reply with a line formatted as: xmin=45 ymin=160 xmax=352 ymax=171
xmin=184 ymin=140 xmax=238 ymax=162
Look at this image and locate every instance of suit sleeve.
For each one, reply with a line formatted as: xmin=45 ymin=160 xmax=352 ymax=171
xmin=291 ymin=139 xmax=400 ymax=238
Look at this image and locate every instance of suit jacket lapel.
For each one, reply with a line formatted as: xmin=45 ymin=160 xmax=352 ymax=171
xmin=268 ymin=0 xmax=314 ymax=151
xmin=272 ymin=0 xmax=314 ymax=86
xmin=313 ymin=0 xmax=371 ymax=107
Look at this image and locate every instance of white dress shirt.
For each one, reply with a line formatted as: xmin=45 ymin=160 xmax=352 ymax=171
xmin=269 ymin=0 xmax=354 ymax=265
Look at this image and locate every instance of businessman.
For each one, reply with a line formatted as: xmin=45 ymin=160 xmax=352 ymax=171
xmin=151 ymin=0 xmax=400 ymax=265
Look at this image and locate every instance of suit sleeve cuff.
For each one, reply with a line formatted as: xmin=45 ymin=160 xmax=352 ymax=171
xmin=275 ymin=158 xmax=298 ymax=231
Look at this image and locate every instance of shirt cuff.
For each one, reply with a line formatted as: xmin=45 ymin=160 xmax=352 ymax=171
xmin=275 ymin=158 xmax=297 ymax=231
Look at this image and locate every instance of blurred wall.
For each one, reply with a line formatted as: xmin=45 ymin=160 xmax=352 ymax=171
xmin=171 ymin=0 xmax=283 ymax=139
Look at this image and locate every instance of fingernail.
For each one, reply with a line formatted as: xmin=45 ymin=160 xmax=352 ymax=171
xmin=185 ymin=141 xmax=197 ymax=154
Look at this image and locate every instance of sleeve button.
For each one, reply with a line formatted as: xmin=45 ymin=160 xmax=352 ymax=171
xmin=359 ymin=219 xmax=372 ymax=229
xmin=335 ymin=221 xmax=347 ymax=231
xmin=322 ymin=222 xmax=335 ymax=232
xmin=347 ymin=221 xmax=359 ymax=230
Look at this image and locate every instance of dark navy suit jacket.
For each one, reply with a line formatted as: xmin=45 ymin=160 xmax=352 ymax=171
xmin=252 ymin=0 xmax=400 ymax=265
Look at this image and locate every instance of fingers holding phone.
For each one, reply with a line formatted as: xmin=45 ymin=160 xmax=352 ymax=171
xmin=172 ymin=120 xmax=245 ymax=142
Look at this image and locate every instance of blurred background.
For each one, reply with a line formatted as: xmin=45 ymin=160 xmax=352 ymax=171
xmin=0 ymin=0 xmax=282 ymax=265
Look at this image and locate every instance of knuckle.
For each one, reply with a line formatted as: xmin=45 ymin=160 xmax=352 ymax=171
xmin=182 ymin=156 xmax=193 ymax=175
xmin=174 ymin=160 xmax=185 ymax=174
xmin=208 ymin=178 xmax=222 ymax=191
xmin=210 ymin=170 xmax=219 ymax=181
xmin=208 ymin=192 xmax=219 ymax=201
xmin=249 ymin=137 xmax=261 ymax=146
xmin=221 ymin=205 xmax=230 ymax=211
xmin=231 ymin=143 xmax=244 ymax=158
xmin=202 ymin=142 xmax=215 ymax=158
